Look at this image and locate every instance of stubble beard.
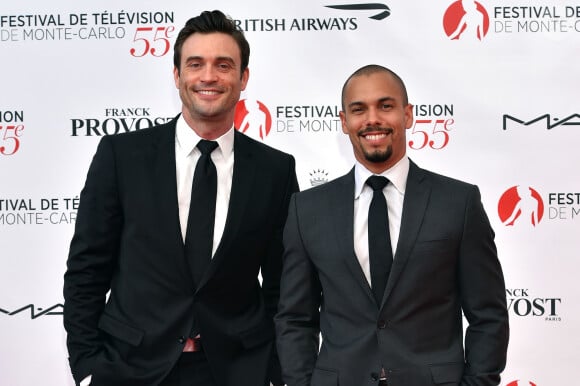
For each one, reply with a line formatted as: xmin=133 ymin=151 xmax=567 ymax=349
xmin=359 ymin=126 xmax=393 ymax=164
xmin=364 ymin=145 xmax=392 ymax=163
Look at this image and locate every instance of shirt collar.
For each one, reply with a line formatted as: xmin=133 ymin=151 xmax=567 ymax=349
xmin=175 ymin=114 xmax=235 ymax=159
xmin=354 ymin=155 xmax=410 ymax=199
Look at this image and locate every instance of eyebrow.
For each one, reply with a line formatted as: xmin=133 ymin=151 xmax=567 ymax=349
xmin=348 ymin=96 xmax=395 ymax=109
xmin=184 ymin=55 xmax=236 ymax=64
xmin=378 ymin=96 xmax=396 ymax=104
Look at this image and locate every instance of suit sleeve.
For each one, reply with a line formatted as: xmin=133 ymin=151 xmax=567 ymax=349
xmin=260 ymin=155 xmax=299 ymax=320
xmin=459 ymin=186 xmax=509 ymax=386
xmin=63 ymin=136 xmax=122 ymax=384
xmin=260 ymin=154 xmax=299 ymax=386
xmin=275 ymin=194 xmax=322 ymax=386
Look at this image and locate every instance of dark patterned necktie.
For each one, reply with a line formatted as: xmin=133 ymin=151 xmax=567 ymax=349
xmin=366 ymin=175 xmax=393 ymax=305
xmin=185 ymin=140 xmax=218 ymax=285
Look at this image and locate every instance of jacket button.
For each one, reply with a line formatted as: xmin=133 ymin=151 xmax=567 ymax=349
xmin=178 ymin=336 xmax=186 ymax=344
xmin=371 ymin=372 xmax=379 ymax=381
xmin=378 ymin=320 xmax=387 ymax=329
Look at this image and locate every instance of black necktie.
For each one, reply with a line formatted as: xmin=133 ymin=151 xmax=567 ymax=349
xmin=185 ymin=140 xmax=218 ymax=285
xmin=366 ymin=175 xmax=393 ymax=305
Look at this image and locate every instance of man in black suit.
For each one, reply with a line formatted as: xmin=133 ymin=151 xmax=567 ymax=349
xmin=63 ymin=10 xmax=298 ymax=386
xmin=275 ymin=65 xmax=509 ymax=386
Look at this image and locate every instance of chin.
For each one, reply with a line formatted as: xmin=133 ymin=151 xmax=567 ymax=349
xmin=365 ymin=149 xmax=392 ymax=163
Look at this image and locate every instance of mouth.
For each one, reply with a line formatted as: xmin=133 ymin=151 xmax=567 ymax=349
xmin=193 ymin=85 xmax=225 ymax=97
xmin=364 ymin=133 xmax=388 ymax=140
xmin=359 ymin=127 xmax=393 ymax=142
xmin=196 ymin=90 xmax=222 ymax=96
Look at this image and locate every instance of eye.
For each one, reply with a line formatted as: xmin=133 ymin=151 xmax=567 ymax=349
xmin=188 ymin=61 xmax=202 ymax=69
xmin=350 ymin=105 xmax=364 ymax=114
xmin=381 ymin=103 xmax=393 ymax=110
xmin=217 ymin=62 xmax=234 ymax=72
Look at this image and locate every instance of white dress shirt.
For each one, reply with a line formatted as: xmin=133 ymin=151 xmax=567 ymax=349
xmin=175 ymin=115 xmax=234 ymax=256
xmin=353 ymin=155 xmax=409 ymax=286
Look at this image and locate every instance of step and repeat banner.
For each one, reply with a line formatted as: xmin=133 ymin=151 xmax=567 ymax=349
xmin=1 ymin=0 xmax=578 ymax=384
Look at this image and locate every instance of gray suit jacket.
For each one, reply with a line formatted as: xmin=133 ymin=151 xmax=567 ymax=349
xmin=275 ymin=161 xmax=508 ymax=386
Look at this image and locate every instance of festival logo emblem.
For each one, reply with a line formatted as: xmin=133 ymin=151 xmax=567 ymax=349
xmin=443 ymin=0 xmax=490 ymax=40
xmin=506 ymin=381 xmax=537 ymax=386
xmin=498 ymin=186 xmax=544 ymax=227
xmin=234 ymin=99 xmax=272 ymax=140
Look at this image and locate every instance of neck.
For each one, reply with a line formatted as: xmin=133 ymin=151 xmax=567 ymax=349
xmin=360 ymin=154 xmax=405 ymax=175
xmin=181 ymin=109 xmax=234 ymax=140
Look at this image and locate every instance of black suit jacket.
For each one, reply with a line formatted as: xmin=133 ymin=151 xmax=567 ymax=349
xmin=64 ymin=116 xmax=298 ymax=385
xmin=275 ymin=161 xmax=509 ymax=386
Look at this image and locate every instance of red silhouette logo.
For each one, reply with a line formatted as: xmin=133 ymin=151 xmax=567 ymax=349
xmin=498 ymin=186 xmax=544 ymax=227
xmin=506 ymin=381 xmax=537 ymax=386
xmin=443 ymin=0 xmax=490 ymax=40
xmin=234 ymin=99 xmax=272 ymax=140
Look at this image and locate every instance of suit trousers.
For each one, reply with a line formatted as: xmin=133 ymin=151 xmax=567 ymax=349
xmin=160 ymin=351 xmax=217 ymax=386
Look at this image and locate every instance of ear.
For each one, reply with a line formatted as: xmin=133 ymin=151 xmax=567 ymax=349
xmin=339 ymin=110 xmax=348 ymax=134
xmin=240 ymin=67 xmax=249 ymax=91
xmin=404 ymin=103 xmax=414 ymax=129
xmin=173 ymin=66 xmax=180 ymax=89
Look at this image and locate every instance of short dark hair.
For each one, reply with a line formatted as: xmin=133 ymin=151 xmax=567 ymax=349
xmin=341 ymin=64 xmax=409 ymax=111
xmin=173 ymin=10 xmax=250 ymax=77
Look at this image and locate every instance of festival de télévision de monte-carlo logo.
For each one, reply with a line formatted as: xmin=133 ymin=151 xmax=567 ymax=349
xmin=498 ymin=184 xmax=580 ymax=227
xmin=443 ymin=0 xmax=580 ymax=40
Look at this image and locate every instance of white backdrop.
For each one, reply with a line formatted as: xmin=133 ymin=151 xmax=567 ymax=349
xmin=1 ymin=1 xmax=579 ymax=385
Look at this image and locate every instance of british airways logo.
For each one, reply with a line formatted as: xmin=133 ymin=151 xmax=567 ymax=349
xmin=325 ymin=3 xmax=391 ymax=20
xmin=234 ymin=2 xmax=391 ymax=32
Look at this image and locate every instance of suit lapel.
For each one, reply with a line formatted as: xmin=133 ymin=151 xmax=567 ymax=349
xmin=382 ymin=161 xmax=430 ymax=305
xmin=196 ymin=131 xmax=256 ymax=290
xmin=331 ymin=169 xmax=376 ymax=302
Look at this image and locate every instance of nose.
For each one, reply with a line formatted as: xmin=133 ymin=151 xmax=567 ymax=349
xmin=200 ymin=65 xmax=218 ymax=82
xmin=365 ymin=107 xmax=381 ymax=127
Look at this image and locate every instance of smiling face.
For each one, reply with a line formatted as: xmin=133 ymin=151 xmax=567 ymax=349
xmin=340 ymin=71 xmax=413 ymax=173
xmin=173 ymin=32 xmax=249 ymax=138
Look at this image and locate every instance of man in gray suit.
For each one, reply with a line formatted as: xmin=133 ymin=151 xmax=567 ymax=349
xmin=275 ymin=65 xmax=509 ymax=386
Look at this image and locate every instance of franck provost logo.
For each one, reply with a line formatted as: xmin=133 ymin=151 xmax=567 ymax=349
xmin=506 ymin=288 xmax=562 ymax=322
xmin=70 ymin=107 xmax=173 ymax=137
